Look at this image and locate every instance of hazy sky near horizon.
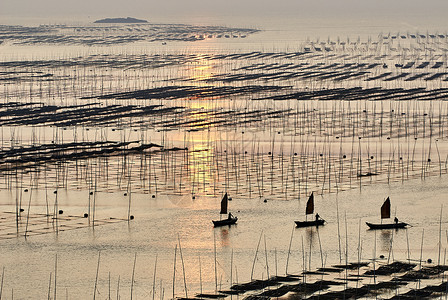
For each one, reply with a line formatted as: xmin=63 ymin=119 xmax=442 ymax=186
xmin=1 ymin=0 xmax=448 ymax=26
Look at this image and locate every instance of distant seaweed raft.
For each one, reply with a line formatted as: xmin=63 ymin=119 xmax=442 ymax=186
xmin=0 ymin=140 xmax=169 ymax=173
xmin=83 ymin=85 xmax=288 ymax=100
xmin=0 ymin=102 xmax=183 ymax=127
xmin=94 ymin=17 xmax=148 ymax=24
xmin=0 ymin=24 xmax=259 ymax=45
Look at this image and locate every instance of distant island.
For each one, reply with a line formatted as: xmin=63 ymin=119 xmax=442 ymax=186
xmin=94 ymin=17 xmax=148 ymax=24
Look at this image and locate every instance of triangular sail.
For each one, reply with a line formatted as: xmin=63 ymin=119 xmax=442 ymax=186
xmin=381 ymin=197 xmax=391 ymax=219
xmin=305 ymin=192 xmax=314 ymax=215
xmin=220 ymin=193 xmax=228 ymax=214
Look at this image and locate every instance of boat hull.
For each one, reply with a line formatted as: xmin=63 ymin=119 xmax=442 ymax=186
xmin=213 ymin=217 xmax=238 ymax=227
xmin=294 ymin=219 xmax=325 ymax=228
xmin=366 ymin=222 xmax=408 ymax=229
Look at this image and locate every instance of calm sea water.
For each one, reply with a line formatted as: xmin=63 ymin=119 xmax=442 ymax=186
xmin=1 ymin=12 xmax=448 ymax=299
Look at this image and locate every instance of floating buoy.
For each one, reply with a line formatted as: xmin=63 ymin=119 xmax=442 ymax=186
xmin=152 ymin=195 xmax=155 ymax=198
xmin=294 ymin=153 xmax=297 ymax=156
xmin=370 ymin=156 xmax=374 ymax=159
xmin=343 ymin=155 xmax=347 ymax=159
xmin=192 ymin=196 xmax=195 ymax=200
xmin=24 ymin=189 xmax=28 ymax=192
xmin=20 ymin=208 xmax=25 ymax=212
xmin=58 ymin=210 xmax=63 ymax=214
xmin=130 ymin=215 xmax=134 ymax=220
xmin=53 ymin=191 xmax=57 ymax=194
xmin=89 ymin=191 xmax=93 ymax=195
xmin=124 ymin=193 xmax=127 ymax=196
xmin=427 ymin=258 xmax=432 ymax=263
xmin=83 ymin=213 xmax=88 ymax=218
xmin=379 ymin=255 xmax=385 ymax=259
xmin=263 ymin=199 xmax=267 ymax=203
xmin=268 ymin=152 xmax=271 ymax=155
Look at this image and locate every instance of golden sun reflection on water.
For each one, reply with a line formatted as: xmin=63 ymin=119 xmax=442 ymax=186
xmin=187 ymin=138 xmax=215 ymax=197
xmin=189 ymin=54 xmax=215 ymax=82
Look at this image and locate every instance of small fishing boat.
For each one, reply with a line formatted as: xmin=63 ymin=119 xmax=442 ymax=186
xmin=294 ymin=192 xmax=325 ymax=228
xmin=295 ymin=219 xmax=326 ymax=228
xmin=366 ymin=222 xmax=408 ymax=229
xmin=212 ymin=193 xmax=237 ymax=227
xmin=366 ymin=197 xmax=409 ymax=230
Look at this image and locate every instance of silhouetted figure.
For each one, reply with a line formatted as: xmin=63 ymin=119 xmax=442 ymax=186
xmin=394 ymin=217 xmax=398 ymax=224
xmin=228 ymin=212 xmax=233 ymax=219
xmin=315 ymin=213 xmax=320 ymax=221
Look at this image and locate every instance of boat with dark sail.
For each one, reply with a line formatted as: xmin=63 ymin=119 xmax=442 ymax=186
xmin=366 ymin=197 xmax=409 ymax=230
xmin=212 ymin=193 xmax=238 ymax=227
xmin=294 ymin=192 xmax=325 ymax=228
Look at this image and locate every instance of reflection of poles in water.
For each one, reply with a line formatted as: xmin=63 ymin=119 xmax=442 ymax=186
xmin=344 ymin=213 xmax=348 ymax=289
xmin=316 ymin=227 xmax=324 ymax=269
xmin=356 ymin=219 xmax=362 ymax=289
xmin=117 ymin=276 xmax=121 ymax=300
xmin=93 ymin=252 xmax=99 ymax=300
xmin=419 ymin=230 xmax=424 ymax=289
xmin=214 ymin=231 xmax=217 ymax=293
xmin=54 ymin=253 xmax=58 ymax=300
xmin=406 ymin=229 xmax=411 ymax=263
xmin=373 ymin=230 xmax=377 ymax=284
xmin=387 ymin=229 xmax=394 ymax=264
xmin=251 ymin=231 xmax=263 ymax=281
xmin=308 ymin=228 xmax=313 ymax=271
xmin=230 ymin=250 xmax=233 ymax=291
xmin=301 ymin=236 xmax=306 ymax=285
xmin=274 ymin=248 xmax=278 ymax=278
xmin=198 ymin=255 xmax=203 ymax=296
xmin=177 ymin=236 xmax=188 ymax=298
xmin=336 ymin=197 xmax=342 ymax=263
xmin=172 ymin=245 xmax=177 ymax=300
xmin=264 ymin=235 xmax=270 ymax=280
xmin=24 ymin=175 xmax=33 ymax=239
xmin=47 ymin=271 xmax=52 ymax=300
xmin=130 ymin=253 xmax=137 ymax=300
xmin=152 ymin=255 xmax=158 ymax=300
xmin=285 ymin=225 xmax=294 ymax=275
xmin=438 ymin=205 xmax=443 ymax=265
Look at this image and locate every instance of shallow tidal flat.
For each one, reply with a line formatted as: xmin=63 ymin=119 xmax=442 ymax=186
xmin=1 ymin=28 xmax=448 ymax=298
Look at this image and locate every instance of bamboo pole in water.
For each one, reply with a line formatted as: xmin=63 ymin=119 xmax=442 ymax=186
xmin=93 ymin=252 xmax=100 ymax=300
xmin=285 ymin=225 xmax=294 ymax=275
xmin=178 ymin=236 xmax=188 ymax=298
xmin=0 ymin=267 xmax=4 ymax=300
xmin=130 ymin=253 xmax=137 ymax=300
xmin=251 ymin=231 xmax=263 ymax=281
xmin=153 ymin=255 xmax=158 ymax=300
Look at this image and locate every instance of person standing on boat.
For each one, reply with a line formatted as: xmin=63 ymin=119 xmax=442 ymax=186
xmin=228 ymin=212 xmax=233 ymax=219
xmin=394 ymin=217 xmax=398 ymax=224
xmin=315 ymin=213 xmax=320 ymax=221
